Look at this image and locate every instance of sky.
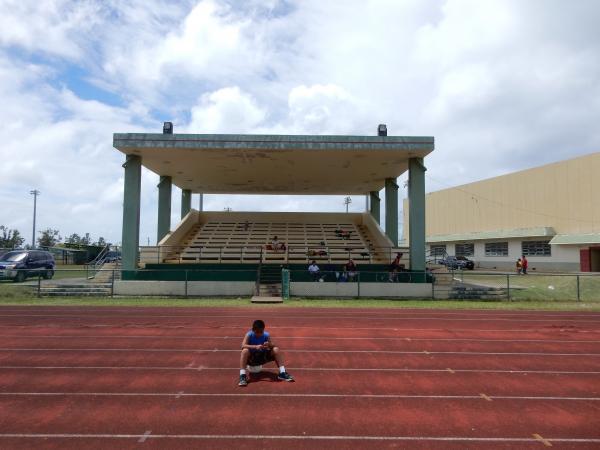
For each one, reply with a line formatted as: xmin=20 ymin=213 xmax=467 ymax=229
xmin=0 ymin=0 xmax=599 ymax=247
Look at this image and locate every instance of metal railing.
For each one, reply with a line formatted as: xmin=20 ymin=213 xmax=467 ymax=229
xmin=85 ymin=245 xmax=111 ymax=279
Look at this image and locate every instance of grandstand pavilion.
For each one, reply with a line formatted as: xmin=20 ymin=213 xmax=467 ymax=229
xmin=112 ymin=127 xmax=434 ymax=296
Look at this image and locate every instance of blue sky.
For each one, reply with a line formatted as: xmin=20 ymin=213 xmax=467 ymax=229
xmin=0 ymin=0 xmax=599 ymax=247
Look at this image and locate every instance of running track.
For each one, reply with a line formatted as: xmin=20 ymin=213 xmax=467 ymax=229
xmin=0 ymin=306 xmax=599 ymax=449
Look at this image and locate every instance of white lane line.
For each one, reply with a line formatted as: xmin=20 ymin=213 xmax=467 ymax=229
xmin=138 ymin=430 xmax=151 ymax=443
xmin=0 ymin=433 xmax=598 ymax=443
xmin=2 ymin=307 xmax=599 ymax=317
xmin=1 ymin=313 xmax=599 ymax=323
xmin=1 ymin=324 xmax=598 ymax=333
xmin=3 ymin=335 xmax=599 ymax=343
xmin=1 ymin=347 xmax=598 ymax=356
xmin=1 ymin=392 xmax=598 ymax=401
xmin=0 ymin=365 xmax=598 ymax=375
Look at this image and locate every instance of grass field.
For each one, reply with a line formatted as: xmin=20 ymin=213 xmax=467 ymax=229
xmin=1 ymin=268 xmax=599 ymax=310
xmin=52 ymin=265 xmax=88 ymax=280
xmin=0 ymin=296 xmax=598 ymax=311
xmin=458 ymin=272 xmax=600 ymax=301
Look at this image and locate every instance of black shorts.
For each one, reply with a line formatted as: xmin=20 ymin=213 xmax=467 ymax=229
xmin=248 ymin=349 xmax=275 ymax=366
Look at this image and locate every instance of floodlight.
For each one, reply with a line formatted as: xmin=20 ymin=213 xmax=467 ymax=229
xmin=377 ymin=124 xmax=387 ymax=136
xmin=163 ymin=122 xmax=173 ymax=134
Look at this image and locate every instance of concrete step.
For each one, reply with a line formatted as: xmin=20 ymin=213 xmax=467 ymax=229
xmin=259 ymin=283 xmax=281 ymax=297
xmin=39 ymin=283 xmax=112 ymax=297
xmin=448 ymin=286 xmax=507 ymax=300
xmin=42 ymin=291 xmax=111 ymax=297
xmin=251 ymin=296 xmax=283 ymax=304
xmin=42 ymin=284 xmax=111 ymax=289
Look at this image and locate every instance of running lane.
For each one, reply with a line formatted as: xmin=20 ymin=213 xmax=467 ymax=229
xmin=0 ymin=306 xmax=598 ymax=450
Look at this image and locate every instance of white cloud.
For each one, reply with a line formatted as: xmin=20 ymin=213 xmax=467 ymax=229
xmin=287 ymin=84 xmax=363 ymax=134
xmin=1 ymin=0 xmax=599 ymax=245
xmin=187 ymin=86 xmax=266 ymax=133
xmin=0 ymin=0 xmax=99 ymax=60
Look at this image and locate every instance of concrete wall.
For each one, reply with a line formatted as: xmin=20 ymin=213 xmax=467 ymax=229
xmin=114 ymin=280 xmax=255 ymax=296
xmin=404 ymin=152 xmax=600 ymax=239
xmin=428 ymin=239 xmax=581 ymax=272
xmin=290 ymin=282 xmax=432 ymax=298
xmin=360 ymin=212 xmax=394 ymax=249
xmin=159 ymin=209 xmax=200 ymax=246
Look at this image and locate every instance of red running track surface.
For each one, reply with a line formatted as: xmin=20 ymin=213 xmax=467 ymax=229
xmin=0 ymin=306 xmax=599 ymax=449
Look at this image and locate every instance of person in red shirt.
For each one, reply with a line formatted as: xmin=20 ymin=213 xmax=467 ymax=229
xmin=521 ymin=255 xmax=528 ymax=275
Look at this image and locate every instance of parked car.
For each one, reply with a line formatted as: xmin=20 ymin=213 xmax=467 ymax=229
xmin=0 ymin=250 xmax=56 ymax=282
xmin=439 ymin=255 xmax=475 ymax=270
xmin=103 ymin=251 xmax=121 ymax=263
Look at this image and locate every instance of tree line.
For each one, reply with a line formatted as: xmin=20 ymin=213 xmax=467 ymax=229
xmin=0 ymin=226 xmax=107 ymax=249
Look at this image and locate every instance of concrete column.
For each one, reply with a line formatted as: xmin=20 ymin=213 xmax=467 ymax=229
xmin=157 ymin=176 xmax=172 ymax=243
xmin=181 ymin=189 xmax=192 ymax=219
xmin=369 ymin=191 xmax=380 ymax=224
xmin=121 ymin=155 xmax=141 ymax=271
xmin=384 ymin=178 xmax=398 ymax=246
xmin=408 ymin=157 xmax=426 ymax=272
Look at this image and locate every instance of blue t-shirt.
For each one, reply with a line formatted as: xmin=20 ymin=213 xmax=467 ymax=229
xmin=247 ymin=330 xmax=270 ymax=352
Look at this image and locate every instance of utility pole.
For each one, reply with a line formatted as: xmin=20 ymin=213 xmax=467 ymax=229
xmin=30 ymin=190 xmax=40 ymax=249
xmin=344 ymin=196 xmax=352 ymax=213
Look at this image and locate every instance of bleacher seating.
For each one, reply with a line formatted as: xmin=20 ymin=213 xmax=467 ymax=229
xmin=164 ymin=220 xmax=380 ymax=264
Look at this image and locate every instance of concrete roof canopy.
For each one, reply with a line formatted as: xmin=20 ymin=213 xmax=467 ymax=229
xmin=113 ymin=133 xmax=434 ymax=195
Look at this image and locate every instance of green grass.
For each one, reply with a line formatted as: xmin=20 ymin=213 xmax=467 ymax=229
xmin=53 ymin=265 xmax=88 ymax=280
xmin=457 ymin=273 xmax=600 ymax=301
xmin=0 ymin=282 xmax=33 ymax=299
xmin=0 ymin=296 xmax=599 ymax=311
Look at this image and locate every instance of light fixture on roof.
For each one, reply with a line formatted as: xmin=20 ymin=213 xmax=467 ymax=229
xmin=377 ymin=124 xmax=387 ymax=136
xmin=163 ymin=122 xmax=173 ymax=134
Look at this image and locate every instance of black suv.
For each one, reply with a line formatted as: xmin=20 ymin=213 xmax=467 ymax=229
xmin=439 ymin=255 xmax=475 ymax=270
xmin=103 ymin=251 xmax=121 ymax=263
xmin=0 ymin=250 xmax=56 ymax=282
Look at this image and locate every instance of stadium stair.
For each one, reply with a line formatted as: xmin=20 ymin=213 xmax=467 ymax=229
xmin=39 ymin=282 xmax=112 ymax=297
xmin=166 ymin=219 xmax=378 ymax=264
xmin=90 ymin=261 xmax=122 ymax=283
xmin=257 ymin=264 xmax=283 ymax=297
xmin=449 ymin=285 xmax=507 ymax=300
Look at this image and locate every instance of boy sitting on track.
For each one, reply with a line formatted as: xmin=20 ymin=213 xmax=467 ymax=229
xmin=239 ymin=319 xmax=294 ymax=386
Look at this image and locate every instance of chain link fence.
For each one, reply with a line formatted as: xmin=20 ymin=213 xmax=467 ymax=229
xmin=1 ymin=268 xmax=599 ymax=302
xmin=0 ymin=268 xmax=257 ymax=299
xmin=432 ymin=270 xmax=600 ymax=301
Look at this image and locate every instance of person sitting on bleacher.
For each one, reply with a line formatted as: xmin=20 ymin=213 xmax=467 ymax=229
xmin=270 ymin=236 xmax=286 ymax=253
xmin=308 ymin=260 xmax=321 ymax=281
xmin=335 ymin=228 xmax=352 ymax=240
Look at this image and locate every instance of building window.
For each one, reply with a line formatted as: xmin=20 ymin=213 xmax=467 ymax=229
xmin=522 ymin=240 xmax=551 ymax=256
xmin=485 ymin=242 xmax=508 ymax=257
xmin=430 ymin=245 xmax=446 ymax=257
xmin=455 ymin=243 xmax=474 ymax=257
